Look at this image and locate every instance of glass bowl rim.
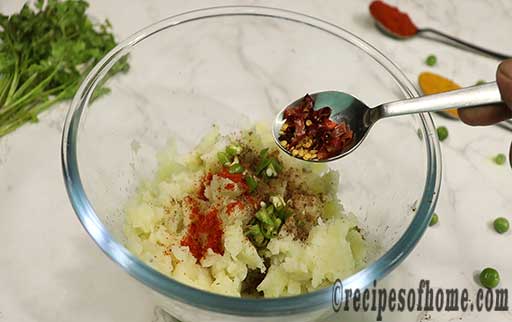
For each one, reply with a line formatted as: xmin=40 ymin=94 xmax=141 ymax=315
xmin=61 ymin=5 xmax=442 ymax=316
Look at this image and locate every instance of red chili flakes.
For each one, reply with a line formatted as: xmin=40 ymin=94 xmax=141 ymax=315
xmin=197 ymin=172 xmax=213 ymax=201
xmin=181 ymin=203 xmax=224 ymax=261
xmin=278 ymin=94 xmax=354 ymax=160
xmin=226 ymin=201 xmax=244 ymax=215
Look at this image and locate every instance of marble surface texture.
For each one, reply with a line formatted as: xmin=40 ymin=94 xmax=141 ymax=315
xmin=1 ymin=0 xmax=511 ymax=321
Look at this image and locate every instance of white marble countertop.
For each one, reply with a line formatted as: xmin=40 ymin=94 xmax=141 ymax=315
xmin=1 ymin=1 xmax=511 ymax=321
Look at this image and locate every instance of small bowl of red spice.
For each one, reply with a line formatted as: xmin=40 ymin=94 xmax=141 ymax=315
xmin=62 ymin=6 xmax=441 ymax=322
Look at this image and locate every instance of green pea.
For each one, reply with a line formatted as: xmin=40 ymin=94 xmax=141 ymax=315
xmin=437 ymin=126 xmax=448 ymax=141
xmin=479 ymin=267 xmax=500 ymax=289
xmin=493 ymin=217 xmax=509 ymax=234
xmin=429 ymin=213 xmax=439 ymax=226
xmin=217 ymin=151 xmax=231 ymax=166
xmin=425 ymin=55 xmax=437 ymax=66
xmin=226 ymin=144 xmax=242 ymax=157
xmin=228 ymin=163 xmax=244 ymax=174
xmin=493 ymin=153 xmax=506 ymax=165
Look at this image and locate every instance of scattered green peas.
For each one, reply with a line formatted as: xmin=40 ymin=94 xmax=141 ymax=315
xmin=437 ymin=126 xmax=449 ymax=141
xmin=228 ymin=163 xmax=244 ymax=174
xmin=429 ymin=213 xmax=439 ymax=226
xmin=425 ymin=54 xmax=437 ymax=66
xmin=493 ymin=217 xmax=509 ymax=234
xmin=480 ymin=267 xmax=500 ymax=289
xmin=476 ymin=80 xmax=486 ymax=85
xmin=493 ymin=153 xmax=506 ymax=165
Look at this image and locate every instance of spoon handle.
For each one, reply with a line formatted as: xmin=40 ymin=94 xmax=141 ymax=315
xmin=418 ymin=28 xmax=510 ymax=60
xmin=378 ymin=82 xmax=503 ymax=118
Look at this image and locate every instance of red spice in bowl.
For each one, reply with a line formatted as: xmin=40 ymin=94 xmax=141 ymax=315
xmin=278 ymin=94 xmax=354 ymax=161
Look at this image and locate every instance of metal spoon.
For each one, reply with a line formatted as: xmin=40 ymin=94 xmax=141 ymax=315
xmin=373 ymin=21 xmax=510 ymax=60
xmin=272 ymin=82 xmax=503 ymax=162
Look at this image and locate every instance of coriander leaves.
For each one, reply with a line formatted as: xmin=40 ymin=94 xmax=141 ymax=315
xmin=0 ymin=0 xmax=129 ymax=137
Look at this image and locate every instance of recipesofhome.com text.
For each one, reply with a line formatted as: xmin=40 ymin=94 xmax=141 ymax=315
xmin=332 ymin=279 xmax=509 ymax=321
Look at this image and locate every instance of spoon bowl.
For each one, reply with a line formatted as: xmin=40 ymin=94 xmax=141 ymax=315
xmin=272 ymin=91 xmax=374 ymax=161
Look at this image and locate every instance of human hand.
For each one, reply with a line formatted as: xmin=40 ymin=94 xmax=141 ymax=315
xmin=458 ymin=59 xmax=512 ymax=166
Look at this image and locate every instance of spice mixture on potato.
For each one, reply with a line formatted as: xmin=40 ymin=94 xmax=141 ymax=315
xmin=124 ymin=124 xmax=366 ymax=297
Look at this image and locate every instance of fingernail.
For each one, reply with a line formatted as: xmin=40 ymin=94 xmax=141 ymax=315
xmin=498 ymin=60 xmax=512 ymax=80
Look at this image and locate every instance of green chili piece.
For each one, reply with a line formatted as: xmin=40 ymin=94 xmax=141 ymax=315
xmin=246 ymin=224 xmax=266 ymax=247
xmin=276 ymin=207 xmax=292 ymax=221
xmin=264 ymin=163 xmax=278 ymax=178
xmin=245 ymin=175 xmax=258 ymax=193
xmin=270 ymin=158 xmax=283 ymax=173
xmin=255 ymin=158 xmax=271 ymax=175
xmin=217 ymin=151 xmax=231 ymax=166
xmin=226 ymin=144 xmax=242 ymax=157
xmin=228 ymin=163 xmax=244 ymax=174
xmin=255 ymin=208 xmax=274 ymax=226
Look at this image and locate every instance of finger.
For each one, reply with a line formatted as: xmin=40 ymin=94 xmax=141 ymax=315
xmin=497 ymin=59 xmax=512 ymax=108
xmin=458 ymin=60 xmax=512 ymax=126
xmin=458 ymin=104 xmax=512 ymax=126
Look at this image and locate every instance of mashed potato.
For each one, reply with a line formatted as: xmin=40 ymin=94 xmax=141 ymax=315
xmin=124 ymin=124 xmax=366 ymax=297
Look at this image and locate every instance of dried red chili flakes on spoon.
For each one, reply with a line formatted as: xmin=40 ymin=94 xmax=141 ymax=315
xmin=278 ymin=94 xmax=354 ymax=161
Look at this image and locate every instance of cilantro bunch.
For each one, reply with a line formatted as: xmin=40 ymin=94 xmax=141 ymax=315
xmin=0 ymin=0 xmax=129 ymax=137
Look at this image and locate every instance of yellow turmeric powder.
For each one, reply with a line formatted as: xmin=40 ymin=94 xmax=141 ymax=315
xmin=418 ymin=72 xmax=460 ymax=119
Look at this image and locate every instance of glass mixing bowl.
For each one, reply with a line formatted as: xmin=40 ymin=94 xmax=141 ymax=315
xmin=61 ymin=6 xmax=441 ymax=322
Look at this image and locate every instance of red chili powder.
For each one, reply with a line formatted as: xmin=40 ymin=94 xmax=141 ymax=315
xmin=226 ymin=201 xmax=244 ymax=215
xmin=217 ymin=168 xmax=244 ymax=184
xmin=369 ymin=1 xmax=418 ymax=37
xmin=224 ymin=183 xmax=236 ymax=191
xmin=217 ymin=168 xmax=248 ymax=191
xmin=181 ymin=201 xmax=223 ymax=261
